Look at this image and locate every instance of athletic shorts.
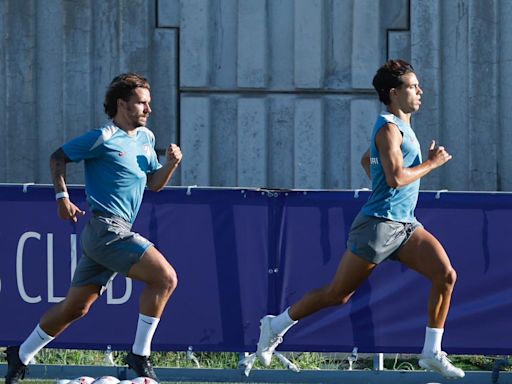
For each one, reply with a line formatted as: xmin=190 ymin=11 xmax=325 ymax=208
xmin=346 ymin=213 xmax=422 ymax=265
xmin=71 ymin=211 xmax=154 ymax=289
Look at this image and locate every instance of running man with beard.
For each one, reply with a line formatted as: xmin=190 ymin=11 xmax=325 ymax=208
xmin=5 ymin=73 xmax=182 ymax=383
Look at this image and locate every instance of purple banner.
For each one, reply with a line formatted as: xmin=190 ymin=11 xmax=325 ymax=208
xmin=0 ymin=185 xmax=511 ymax=354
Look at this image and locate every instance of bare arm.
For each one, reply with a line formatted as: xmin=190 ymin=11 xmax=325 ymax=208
xmin=361 ymin=148 xmax=371 ymax=179
xmin=146 ymin=144 xmax=183 ymax=192
xmin=377 ymin=123 xmax=452 ymax=188
xmin=50 ymin=148 xmax=85 ymax=222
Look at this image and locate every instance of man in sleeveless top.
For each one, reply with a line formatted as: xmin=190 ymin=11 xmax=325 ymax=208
xmin=255 ymin=60 xmax=464 ymax=379
xmin=5 ymin=73 xmax=182 ymax=383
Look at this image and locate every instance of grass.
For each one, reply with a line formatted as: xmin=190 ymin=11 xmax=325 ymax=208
xmin=1 ymin=349 xmax=511 ymax=384
xmin=0 ymin=349 xmax=512 ymax=384
xmin=7 ymin=349 xmax=511 ymax=371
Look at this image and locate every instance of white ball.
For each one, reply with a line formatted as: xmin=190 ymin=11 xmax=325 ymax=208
xmin=54 ymin=380 xmax=70 ymax=384
xmin=74 ymin=377 xmax=95 ymax=384
xmin=132 ymin=377 xmax=158 ymax=384
xmin=117 ymin=381 xmax=135 ymax=384
xmin=92 ymin=376 xmax=120 ymax=384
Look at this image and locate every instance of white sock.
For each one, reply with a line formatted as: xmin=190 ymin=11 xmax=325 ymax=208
xmin=132 ymin=314 xmax=160 ymax=357
xmin=422 ymin=326 xmax=444 ymax=355
xmin=19 ymin=324 xmax=55 ymax=365
xmin=270 ymin=307 xmax=298 ymax=336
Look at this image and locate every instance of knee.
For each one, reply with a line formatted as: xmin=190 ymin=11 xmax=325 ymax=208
xmin=160 ymin=267 xmax=178 ymax=296
xmin=168 ymin=268 xmax=178 ymax=292
xmin=323 ymin=286 xmax=354 ymax=307
xmin=446 ymin=267 xmax=457 ymax=287
xmin=62 ymin=301 xmax=92 ymax=321
xmin=435 ymin=267 xmax=457 ymax=290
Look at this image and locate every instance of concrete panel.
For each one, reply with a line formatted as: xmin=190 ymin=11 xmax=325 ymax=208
xmin=180 ymin=96 xmax=211 ymax=185
xmin=0 ymin=0 xmax=7 ymax=181
xmin=411 ymin=0 xmax=444 ymax=190
xmin=237 ymin=98 xmax=268 ymax=187
xmin=237 ymin=0 xmax=268 ymax=88
xmin=5 ymin=0 xmax=37 ymax=183
xmin=350 ymin=99 xmax=379 ymax=189
xmin=91 ymin=1 xmax=121 ymax=127
xmin=468 ymin=0 xmax=498 ymax=191
xmin=387 ymin=31 xmax=410 ymax=62
xmin=498 ymin=1 xmax=512 ymax=190
xmin=151 ymin=29 xmax=178 ymax=149
xmin=381 ymin=0 xmax=409 ymax=30
xmin=180 ymin=0 xmax=211 ymax=87
xmin=211 ymin=95 xmax=237 ymax=186
xmin=268 ymin=95 xmax=295 ymax=188
xmin=326 ymin=0 xmax=353 ymax=88
xmin=3 ymin=0 xmax=512 ymax=192
xmin=158 ymin=0 xmax=180 ymax=27
xmin=436 ymin=0 xmax=469 ymax=190
xmin=268 ymin=0 xmax=294 ymax=88
xmin=119 ymin=0 xmax=154 ymax=74
xmin=62 ymin=0 xmax=93 ymax=184
xmin=379 ymin=0 xmax=409 ymax=65
xmin=151 ymin=28 xmax=180 ymax=185
xmin=211 ymin=0 xmax=237 ymax=87
xmin=352 ymin=0 xmax=380 ymax=88
xmin=294 ymin=98 xmax=324 ymax=188
xmin=324 ymin=96 xmax=351 ymax=188
xmin=294 ymin=0 xmax=325 ymax=88
xmin=36 ymin=0 xmax=65 ymax=183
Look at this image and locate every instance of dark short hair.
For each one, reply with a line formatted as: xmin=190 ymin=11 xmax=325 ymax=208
xmin=372 ymin=60 xmax=415 ymax=105
xmin=103 ymin=73 xmax=150 ymax=118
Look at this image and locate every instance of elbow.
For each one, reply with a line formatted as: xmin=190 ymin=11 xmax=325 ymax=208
xmin=49 ymin=150 xmax=60 ymax=164
xmin=386 ymin=177 xmax=403 ymax=189
xmin=146 ymin=175 xmax=164 ymax=192
xmin=50 ymin=148 xmax=67 ymax=169
xmin=361 ymin=154 xmax=370 ymax=168
xmin=147 ymin=184 xmax=163 ymax=193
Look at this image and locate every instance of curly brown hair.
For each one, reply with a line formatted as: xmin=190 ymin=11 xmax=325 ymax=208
xmin=103 ymin=73 xmax=150 ymax=118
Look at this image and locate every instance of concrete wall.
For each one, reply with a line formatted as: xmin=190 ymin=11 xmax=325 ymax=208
xmin=0 ymin=0 xmax=510 ymax=191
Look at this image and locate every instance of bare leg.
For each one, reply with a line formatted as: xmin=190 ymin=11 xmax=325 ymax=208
xmin=289 ymin=250 xmax=377 ymax=320
xmin=39 ymin=285 xmax=101 ymax=336
xmin=127 ymin=245 xmax=178 ymax=318
xmin=401 ymin=228 xmax=464 ymax=378
xmin=256 ymin=250 xmax=377 ymax=366
xmin=397 ymin=227 xmax=457 ymax=328
xmin=124 ymin=246 xmax=177 ymax=380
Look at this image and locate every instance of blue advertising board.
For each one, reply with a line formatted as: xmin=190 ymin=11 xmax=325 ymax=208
xmin=0 ymin=185 xmax=510 ymax=354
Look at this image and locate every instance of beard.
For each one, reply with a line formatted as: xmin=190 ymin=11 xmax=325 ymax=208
xmin=128 ymin=112 xmax=148 ymax=128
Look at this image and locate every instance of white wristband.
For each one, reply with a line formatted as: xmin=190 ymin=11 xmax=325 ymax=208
xmin=55 ymin=191 xmax=69 ymax=200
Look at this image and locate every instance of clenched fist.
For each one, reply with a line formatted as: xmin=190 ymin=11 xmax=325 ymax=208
xmin=428 ymin=140 xmax=452 ymax=168
xmin=166 ymin=143 xmax=183 ymax=165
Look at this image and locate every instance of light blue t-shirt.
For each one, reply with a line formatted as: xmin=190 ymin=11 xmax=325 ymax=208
xmin=62 ymin=122 xmax=162 ymax=223
xmin=361 ymin=112 xmax=422 ymax=223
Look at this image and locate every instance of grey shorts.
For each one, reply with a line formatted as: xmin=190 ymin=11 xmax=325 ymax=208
xmin=71 ymin=212 xmax=154 ymax=289
xmin=347 ymin=213 xmax=422 ymax=265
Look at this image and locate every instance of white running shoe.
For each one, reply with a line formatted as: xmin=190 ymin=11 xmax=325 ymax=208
xmin=418 ymin=351 xmax=465 ymax=379
xmin=256 ymin=315 xmax=283 ymax=367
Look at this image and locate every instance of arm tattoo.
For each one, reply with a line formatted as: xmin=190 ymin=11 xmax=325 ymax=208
xmin=50 ymin=148 xmax=71 ymax=193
